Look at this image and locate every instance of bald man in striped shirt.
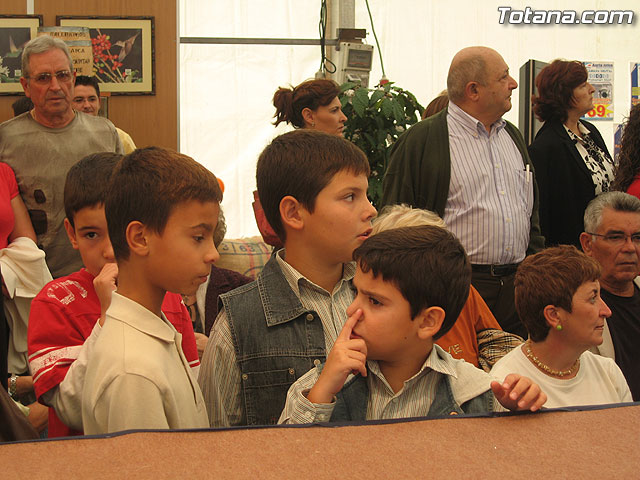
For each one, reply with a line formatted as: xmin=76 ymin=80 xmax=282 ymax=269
xmin=381 ymin=46 xmax=544 ymax=338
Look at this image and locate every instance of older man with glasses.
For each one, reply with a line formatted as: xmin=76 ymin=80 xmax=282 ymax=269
xmin=0 ymin=35 xmax=123 ymax=278
xmin=580 ymin=191 xmax=640 ymax=401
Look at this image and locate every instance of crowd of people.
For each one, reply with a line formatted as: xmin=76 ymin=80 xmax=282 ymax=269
xmin=1 ymin=35 xmax=638 ymax=441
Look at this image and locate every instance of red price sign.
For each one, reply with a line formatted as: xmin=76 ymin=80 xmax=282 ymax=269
xmin=586 ymin=104 xmax=610 ymax=118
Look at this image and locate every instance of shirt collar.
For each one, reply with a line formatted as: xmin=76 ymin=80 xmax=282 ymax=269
xmin=448 ymin=100 xmax=506 ymax=137
xmin=563 ymin=120 xmax=591 ymax=140
xmin=276 ymin=248 xmax=356 ymax=296
xmin=106 ymin=292 xmax=178 ymax=343
xmin=367 ymin=343 xmax=459 ymax=389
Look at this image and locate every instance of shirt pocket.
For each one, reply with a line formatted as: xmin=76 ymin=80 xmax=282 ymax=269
xmin=514 ymin=167 xmax=534 ymax=218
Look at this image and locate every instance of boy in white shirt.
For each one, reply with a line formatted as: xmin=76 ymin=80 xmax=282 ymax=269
xmin=81 ymin=147 xmax=221 ymax=433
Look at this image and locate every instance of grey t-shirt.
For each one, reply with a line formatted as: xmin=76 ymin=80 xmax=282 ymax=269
xmin=0 ymin=111 xmax=123 ymax=278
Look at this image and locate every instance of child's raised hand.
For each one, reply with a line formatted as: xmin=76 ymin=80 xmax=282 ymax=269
xmin=306 ymin=308 xmax=367 ymax=405
xmin=94 ymin=262 xmax=118 ymax=326
xmin=491 ymin=373 xmax=547 ymax=412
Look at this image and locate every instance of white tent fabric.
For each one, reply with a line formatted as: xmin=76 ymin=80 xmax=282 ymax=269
xmin=180 ymin=0 xmax=640 ymax=238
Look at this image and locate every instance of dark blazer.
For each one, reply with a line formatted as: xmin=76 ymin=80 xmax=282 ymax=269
xmin=528 ymin=119 xmax=611 ymax=248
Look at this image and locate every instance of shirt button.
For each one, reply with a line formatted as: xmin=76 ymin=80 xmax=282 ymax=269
xmin=313 ymin=359 xmax=321 ymax=367
xmin=242 ymin=374 xmax=248 ymax=381
xmin=494 ymin=163 xmax=500 ymax=168
xmin=506 ymin=218 xmax=511 ymax=223
xmin=306 ymin=313 xmax=314 ymax=321
xmin=500 ymin=190 xmax=505 ymax=195
xmin=288 ymin=368 xmax=295 ymax=375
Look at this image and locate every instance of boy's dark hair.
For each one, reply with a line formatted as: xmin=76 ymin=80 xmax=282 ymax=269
xmin=64 ymin=152 xmax=123 ymax=227
xmin=353 ymin=225 xmax=471 ymax=340
xmin=105 ymin=147 xmax=222 ymax=261
xmin=515 ymin=245 xmax=601 ymax=342
xmin=75 ymin=75 xmax=100 ymax=96
xmin=256 ymin=129 xmax=370 ymax=241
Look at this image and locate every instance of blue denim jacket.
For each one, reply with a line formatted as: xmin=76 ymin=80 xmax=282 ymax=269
xmin=330 ymin=370 xmax=495 ymax=421
xmin=220 ymin=255 xmax=327 ymax=425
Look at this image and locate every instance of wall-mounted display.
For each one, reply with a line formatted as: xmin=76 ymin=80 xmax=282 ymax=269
xmin=57 ymin=16 xmax=155 ymax=95
xmin=0 ymin=15 xmax=43 ymax=95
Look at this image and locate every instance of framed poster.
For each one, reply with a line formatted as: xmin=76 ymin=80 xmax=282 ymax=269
xmin=57 ymin=16 xmax=154 ymax=95
xmin=0 ymin=15 xmax=43 ymax=94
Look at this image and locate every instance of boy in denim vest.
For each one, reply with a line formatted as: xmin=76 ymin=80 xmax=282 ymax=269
xmin=199 ymin=130 xmax=377 ymax=426
xmin=280 ymin=226 xmax=546 ymax=423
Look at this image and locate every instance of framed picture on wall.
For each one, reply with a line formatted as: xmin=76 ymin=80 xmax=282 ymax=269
xmin=57 ymin=16 xmax=155 ymax=95
xmin=0 ymin=15 xmax=43 ymax=94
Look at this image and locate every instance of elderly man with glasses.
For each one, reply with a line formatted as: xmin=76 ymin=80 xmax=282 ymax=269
xmin=0 ymin=35 xmax=123 ymax=278
xmin=580 ymin=191 xmax=640 ymax=401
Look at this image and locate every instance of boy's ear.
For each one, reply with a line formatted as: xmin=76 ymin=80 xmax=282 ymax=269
xmin=63 ymin=218 xmax=79 ymax=250
xmin=125 ymin=221 xmax=150 ymax=257
xmin=279 ymin=195 xmax=304 ymax=232
xmin=416 ymin=306 xmax=445 ymax=340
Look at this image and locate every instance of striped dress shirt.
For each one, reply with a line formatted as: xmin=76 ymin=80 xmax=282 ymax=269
xmin=198 ymin=250 xmax=356 ymax=427
xmin=443 ymin=102 xmax=533 ymax=265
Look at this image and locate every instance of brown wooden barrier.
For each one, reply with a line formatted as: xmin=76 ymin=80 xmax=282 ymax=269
xmin=1 ymin=404 xmax=639 ymax=479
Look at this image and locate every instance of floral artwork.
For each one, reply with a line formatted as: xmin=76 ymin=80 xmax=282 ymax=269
xmin=91 ymin=28 xmax=142 ymax=84
xmin=0 ymin=28 xmax=30 ymax=83
xmin=0 ymin=16 xmax=42 ymax=94
xmin=58 ymin=17 xmax=154 ymax=95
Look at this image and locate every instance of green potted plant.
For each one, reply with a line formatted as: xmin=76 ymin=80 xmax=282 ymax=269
xmin=339 ymin=81 xmax=424 ymax=207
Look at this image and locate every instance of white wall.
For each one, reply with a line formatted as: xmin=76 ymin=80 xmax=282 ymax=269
xmin=180 ymin=0 xmax=640 ymax=238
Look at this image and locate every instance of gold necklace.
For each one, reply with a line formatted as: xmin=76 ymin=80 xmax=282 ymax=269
xmin=524 ymin=340 xmax=580 ymax=378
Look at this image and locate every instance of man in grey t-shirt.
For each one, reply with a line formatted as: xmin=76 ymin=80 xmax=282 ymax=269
xmin=0 ymin=35 xmax=123 ymax=278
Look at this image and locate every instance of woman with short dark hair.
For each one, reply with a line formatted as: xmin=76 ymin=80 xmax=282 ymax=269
xmin=528 ymin=59 xmax=614 ymax=247
xmin=491 ymin=245 xmax=631 ymax=408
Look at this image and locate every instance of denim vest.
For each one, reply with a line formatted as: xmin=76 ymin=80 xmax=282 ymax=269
xmin=329 ymin=368 xmax=495 ymax=421
xmin=221 ymin=256 xmax=327 ymax=425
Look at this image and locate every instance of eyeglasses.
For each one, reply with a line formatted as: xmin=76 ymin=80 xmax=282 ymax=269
xmin=587 ymin=232 xmax=640 ymax=246
xmin=27 ymin=70 xmax=73 ymax=85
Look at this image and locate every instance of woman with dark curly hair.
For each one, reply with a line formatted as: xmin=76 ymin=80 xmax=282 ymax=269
xmin=612 ymin=104 xmax=640 ymax=199
xmin=528 ymin=60 xmax=614 ymax=248
xmin=272 ymin=79 xmax=346 ymax=135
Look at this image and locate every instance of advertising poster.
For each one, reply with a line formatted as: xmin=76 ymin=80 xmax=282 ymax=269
xmin=583 ymin=61 xmax=614 ymax=120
